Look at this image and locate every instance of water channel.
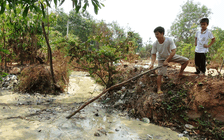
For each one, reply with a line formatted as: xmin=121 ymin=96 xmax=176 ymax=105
xmin=0 ymin=71 xmax=188 ymax=140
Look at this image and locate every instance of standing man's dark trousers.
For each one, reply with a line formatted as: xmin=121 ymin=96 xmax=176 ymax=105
xmin=195 ymin=52 xmax=207 ymax=74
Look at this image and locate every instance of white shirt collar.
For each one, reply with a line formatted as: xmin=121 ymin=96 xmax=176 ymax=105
xmin=201 ymin=29 xmax=208 ymax=34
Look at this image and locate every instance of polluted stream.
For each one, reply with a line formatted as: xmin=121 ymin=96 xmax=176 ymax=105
xmin=0 ymin=71 xmax=188 ymax=140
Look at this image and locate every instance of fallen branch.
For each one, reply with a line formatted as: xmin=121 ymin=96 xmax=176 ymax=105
xmin=66 ymin=66 xmax=161 ymax=119
xmin=0 ymin=109 xmax=47 ymax=120
xmin=0 ymin=103 xmax=11 ymax=109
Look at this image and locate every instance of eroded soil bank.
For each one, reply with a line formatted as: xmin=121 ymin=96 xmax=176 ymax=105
xmin=0 ymin=71 xmax=188 ymax=140
xmin=101 ymin=60 xmax=224 ymax=139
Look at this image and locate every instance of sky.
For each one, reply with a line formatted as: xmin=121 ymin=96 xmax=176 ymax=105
xmin=57 ymin=0 xmax=224 ymax=44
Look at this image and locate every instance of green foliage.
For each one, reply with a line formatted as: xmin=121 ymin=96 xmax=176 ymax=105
xmin=126 ymin=31 xmax=143 ymax=52
xmin=0 ymin=3 xmax=44 ymax=65
xmin=50 ymin=9 xmax=97 ymax=43
xmin=194 ymin=112 xmax=224 ymax=139
xmin=0 ymin=0 xmax=40 ymax=16
xmin=68 ymin=21 xmax=138 ymax=88
xmin=0 ymin=0 xmax=104 ymax=17
xmin=198 ymin=104 xmax=204 ymax=109
xmin=51 ymin=8 xmax=69 ymax=36
xmin=211 ymin=27 xmax=224 ymax=62
xmin=0 ymin=47 xmax=9 ymax=62
xmin=68 ymin=10 xmax=95 ymax=42
xmin=109 ymin=21 xmax=126 ymax=41
xmin=68 ymin=0 xmax=104 ymax=14
xmin=169 ymin=0 xmax=211 ymax=58
xmin=138 ymin=43 xmax=152 ymax=58
xmin=49 ymin=30 xmax=79 ymax=53
xmin=0 ymin=71 xmax=8 ymax=81
xmin=176 ymin=41 xmax=195 ymax=59
xmin=161 ymin=90 xmax=188 ymax=121
xmin=170 ymin=0 xmax=211 ymax=42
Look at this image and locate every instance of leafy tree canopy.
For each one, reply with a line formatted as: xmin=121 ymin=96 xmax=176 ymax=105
xmin=0 ymin=0 xmax=104 ymax=17
xmin=169 ymin=0 xmax=212 ymax=43
xmin=211 ymin=27 xmax=224 ymax=61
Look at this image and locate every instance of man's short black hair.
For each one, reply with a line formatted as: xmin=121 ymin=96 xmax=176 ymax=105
xmin=154 ymin=26 xmax=165 ymax=35
xmin=200 ymin=18 xmax=209 ymax=25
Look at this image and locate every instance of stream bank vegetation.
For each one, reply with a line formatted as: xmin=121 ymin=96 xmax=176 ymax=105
xmin=0 ymin=0 xmax=224 ymax=139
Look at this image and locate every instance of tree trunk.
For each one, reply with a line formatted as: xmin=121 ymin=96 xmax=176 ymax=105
xmin=47 ymin=6 xmax=50 ymax=63
xmin=41 ymin=22 xmax=56 ymax=93
xmin=20 ymin=34 xmax=25 ymax=65
xmin=3 ymin=22 xmax=7 ymax=72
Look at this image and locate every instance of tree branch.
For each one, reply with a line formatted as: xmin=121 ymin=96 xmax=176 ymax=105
xmin=66 ymin=66 xmax=161 ymax=119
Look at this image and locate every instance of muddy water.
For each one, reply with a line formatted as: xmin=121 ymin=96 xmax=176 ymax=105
xmin=0 ymin=71 xmax=187 ymax=140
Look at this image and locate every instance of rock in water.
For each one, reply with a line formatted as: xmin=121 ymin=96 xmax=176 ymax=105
xmin=141 ymin=117 xmax=150 ymax=123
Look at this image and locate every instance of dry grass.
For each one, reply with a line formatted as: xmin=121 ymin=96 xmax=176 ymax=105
xmin=17 ymin=50 xmax=70 ymax=94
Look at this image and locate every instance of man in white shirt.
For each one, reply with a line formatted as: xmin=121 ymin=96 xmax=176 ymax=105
xmin=149 ymin=26 xmax=189 ymax=94
xmin=195 ymin=18 xmax=215 ymax=75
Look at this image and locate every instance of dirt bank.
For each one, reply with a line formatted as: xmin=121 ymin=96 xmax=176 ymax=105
xmin=101 ymin=61 xmax=224 ymax=139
